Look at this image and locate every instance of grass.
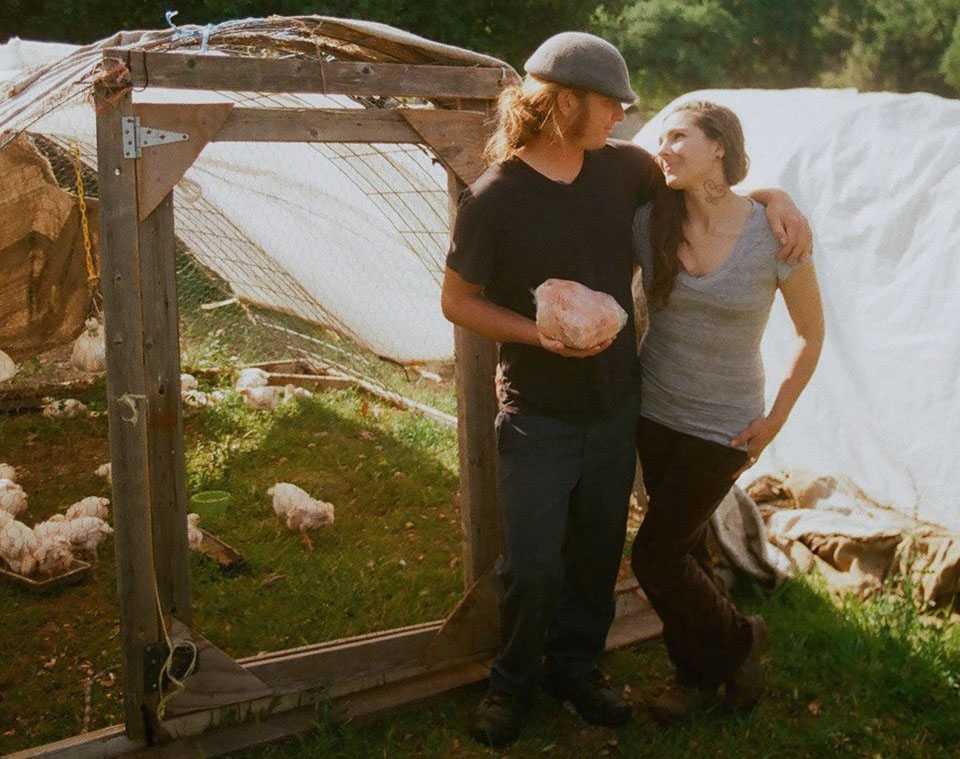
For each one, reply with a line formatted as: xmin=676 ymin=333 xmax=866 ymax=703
xmin=233 ymin=577 xmax=960 ymax=759
xmin=0 ymin=377 xmax=463 ymax=754
xmin=2 ymin=369 xmax=960 ymax=757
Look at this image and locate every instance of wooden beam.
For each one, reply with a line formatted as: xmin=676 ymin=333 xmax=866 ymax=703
xmin=132 ymin=102 xmax=233 ymax=221
xmin=241 ymin=621 xmax=441 ymax=694
xmin=14 ymin=586 xmax=660 ymax=757
xmin=448 ymin=173 xmax=501 ymax=587
xmin=139 ymin=192 xmax=192 ymax=626
xmin=401 ymin=109 xmax=491 ymax=185
xmin=124 ymin=50 xmax=509 ymax=99
xmin=214 ymin=108 xmax=422 ymax=143
xmin=94 ymin=81 xmax=162 ymax=742
xmin=163 ymin=620 xmax=274 ymax=718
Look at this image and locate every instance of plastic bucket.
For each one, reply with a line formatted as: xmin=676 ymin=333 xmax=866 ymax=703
xmin=190 ymin=490 xmax=232 ymax=521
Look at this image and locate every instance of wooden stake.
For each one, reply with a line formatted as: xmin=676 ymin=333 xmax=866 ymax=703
xmin=94 ymin=77 xmax=162 ymax=742
xmin=447 ymin=173 xmax=501 ymax=588
xmin=138 ymin=191 xmax=191 ymax=624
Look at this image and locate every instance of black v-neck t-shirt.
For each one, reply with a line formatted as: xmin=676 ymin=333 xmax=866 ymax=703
xmin=446 ymin=140 xmax=662 ymax=420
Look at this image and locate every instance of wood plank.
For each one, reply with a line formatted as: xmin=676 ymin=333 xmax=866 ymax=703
xmin=214 ymin=108 xmax=421 ymax=143
xmin=93 ymin=77 xmax=162 ymax=742
xmin=138 ymin=192 xmax=191 ymax=625
xmin=448 ymin=173 xmax=501 ymax=587
xmin=125 ymin=50 xmax=509 ymax=99
xmin=162 ymin=620 xmax=274 ymax=718
xmin=133 ymin=102 xmax=233 ymax=221
xmin=242 ymin=621 xmax=442 ymax=694
xmin=401 ymin=109 xmax=491 ymax=185
xmin=265 ymin=372 xmax=356 ymax=390
xmin=426 ymin=570 xmax=499 ymax=660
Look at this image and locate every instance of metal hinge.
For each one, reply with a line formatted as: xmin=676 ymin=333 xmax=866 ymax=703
xmin=121 ymin=116 xmax=189 ymax=159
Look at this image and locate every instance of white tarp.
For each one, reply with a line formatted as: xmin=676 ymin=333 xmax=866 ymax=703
xmin=1 ymin=34 xmax=460 ymax=363
xmin=634 ymin=88 xmax=960 ymax=532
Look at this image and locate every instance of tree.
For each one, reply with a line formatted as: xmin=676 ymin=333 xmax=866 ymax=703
xmin=819 ymin=0 xmax=960 ymax=96
xmin=593 ymin=0 xmax=827 ymax=108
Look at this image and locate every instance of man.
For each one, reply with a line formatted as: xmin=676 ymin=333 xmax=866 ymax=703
xmin=441 ymin=32 xmax=810 ymax=747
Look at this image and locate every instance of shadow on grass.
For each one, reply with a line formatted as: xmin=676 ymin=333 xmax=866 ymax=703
xmin=233 ymin=577 xmax=960 ymax=759
xmin=183 ymin=388 xmax=465 ymax=660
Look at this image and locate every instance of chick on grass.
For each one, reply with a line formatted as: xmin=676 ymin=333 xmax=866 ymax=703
xmin=267 ymin=482 xmax=335 ymax=552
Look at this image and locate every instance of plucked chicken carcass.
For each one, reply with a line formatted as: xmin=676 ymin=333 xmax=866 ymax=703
xmin=0 ymin=479 xmax=28 ymax=518
xmin=534 ymin=279 xmax=627 ymax=350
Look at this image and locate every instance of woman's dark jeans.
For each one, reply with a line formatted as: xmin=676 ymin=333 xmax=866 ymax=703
xmin=631 ymin=416 xmax=753 ymax=687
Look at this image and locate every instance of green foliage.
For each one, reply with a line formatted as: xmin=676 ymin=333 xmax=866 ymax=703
xmin=819 ymin=0 xmax=960 ymax=95
xmin=595 ymin=0 xmax=827 ymax=107
xmin=943 ymin=17 xmax=960 ymax=89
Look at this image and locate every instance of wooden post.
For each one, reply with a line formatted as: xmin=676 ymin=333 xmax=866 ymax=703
xmin=447 ymin=173 xmax=501 ymax=588
xmin=139 ymin=191 xmax=191 ymax=625
xmin=94 ymin=80 xmax=162 ymax=741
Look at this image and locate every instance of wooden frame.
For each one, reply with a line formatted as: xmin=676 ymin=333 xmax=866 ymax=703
xmin=16 ymin=47 xmax=660 ymax=757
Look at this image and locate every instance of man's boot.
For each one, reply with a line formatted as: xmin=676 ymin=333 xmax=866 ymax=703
xmin=469 ymin=686 xmax=531 ymax=748
xmin=545 ymin=668 xmax=632 ymax=726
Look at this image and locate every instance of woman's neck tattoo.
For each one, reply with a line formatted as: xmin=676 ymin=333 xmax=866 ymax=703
xmin=703 ymin=179 xmax=729 ymax=205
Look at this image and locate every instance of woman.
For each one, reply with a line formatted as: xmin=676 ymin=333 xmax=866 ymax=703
xmin=630 ymin=100 xmax=824 ymax=723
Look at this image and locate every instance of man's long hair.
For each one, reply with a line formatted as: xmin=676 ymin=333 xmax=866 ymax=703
xmin=484 ymin=75 xmax=588 ymax=164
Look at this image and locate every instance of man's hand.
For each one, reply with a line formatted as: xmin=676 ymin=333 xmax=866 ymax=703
xmin=538 ymin=332 xmax=614 ymax=358
xmin=765 ymin=194 xmax=812 ymax=265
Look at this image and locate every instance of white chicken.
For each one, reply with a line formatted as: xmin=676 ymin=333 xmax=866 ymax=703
xmin=70 ymin=318 xmax=106 ymax=373
xmin=95 ymin=462 xmax=112 ymax=485
xmin=0 ymin=349 xmax=18 ymax=383
xmin=0 ymin=519 xmax=38 ymax=576
xmin=59 ymin=516 xmax=114 ymax=561
xmin=240 ymin=385 xmax=284 ymax=411
xmin=0 ymin=479 xmax=28 ymax=518
xmin=180 ymin=373 xmax=199 ymax=391
xmin=33 ymin=534 xmax=74 ymax=577
xmin=37 ymin=516 xmax=112 ymax=562
xmin=186 ymin=513 xmax=204 ymax=551
xmin=0 ymin=463 xmax=18 ymax=482
xmin=235 ymin=367 xmax=269 ymax=391
xmin=181 ymin=389 xmax=210 ymax=410
xmin=283 ymin=384 xmax=314 ymax=401
xmin=42 ymin=398 xmax=89 ymax=418
xmin=266 ymin=482 xmax=335 ymax=551
xmin=65 ymin=496 xmax=110 ymax=521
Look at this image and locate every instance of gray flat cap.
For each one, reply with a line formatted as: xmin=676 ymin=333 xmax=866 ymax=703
xmin=524 ymin=32 xmax=637 ymax=104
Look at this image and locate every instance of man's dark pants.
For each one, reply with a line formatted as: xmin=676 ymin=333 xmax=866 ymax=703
xmin=488 ymin=403 xmax=637 ymax=696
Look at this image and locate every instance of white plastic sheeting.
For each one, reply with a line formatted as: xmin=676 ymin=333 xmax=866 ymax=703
xmin=1 ymin=35 xmax=460 ymax=362
xmin=635 ymin=88 xmax=960 ymax=532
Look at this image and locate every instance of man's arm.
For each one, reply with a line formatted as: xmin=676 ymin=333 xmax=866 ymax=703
xmin=441 ymin=268 xmax=613 ymax=358
xmin=749 ymin=188 xmax=813 ymax=265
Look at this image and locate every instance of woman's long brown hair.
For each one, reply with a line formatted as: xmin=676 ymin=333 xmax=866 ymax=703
xmin=647 ymin=100 xmax=749 ymax=309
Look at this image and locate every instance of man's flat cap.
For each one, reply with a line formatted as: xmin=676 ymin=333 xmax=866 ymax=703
xmin=524 ymin=31 xmax=637 ymax=104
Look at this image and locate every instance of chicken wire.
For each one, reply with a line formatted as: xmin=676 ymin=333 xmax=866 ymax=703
xmin=0 ymin=102 xmax=455 ymax=401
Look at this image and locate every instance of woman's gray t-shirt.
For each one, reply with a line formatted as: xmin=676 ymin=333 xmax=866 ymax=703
xmin=633 ymin=200 xmax=805 ymax=448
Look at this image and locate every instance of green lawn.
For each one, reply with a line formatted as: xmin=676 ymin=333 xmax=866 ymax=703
xmin=2 ymin=375 xmax=959 ymax=758
xmin=0 ymin=379 xmax=463 ymax=754
xmin=235 ymin=578 xmax=960 ymax=759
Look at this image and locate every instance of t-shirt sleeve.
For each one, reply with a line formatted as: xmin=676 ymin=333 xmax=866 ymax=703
xmin=615 ymin=141 xmax=665 ymax=203
xmin=632 ymin=202 xmax=654 ymax=289
xmin=445 ymin=188 xmax=497 ymax=287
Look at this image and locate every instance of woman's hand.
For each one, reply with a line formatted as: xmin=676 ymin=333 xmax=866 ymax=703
xmin=538 ymin=332 xmax=614 ymax=358
xmin=729 ymin=414 xmax=785 ymax=479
